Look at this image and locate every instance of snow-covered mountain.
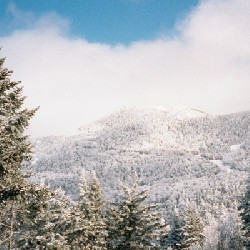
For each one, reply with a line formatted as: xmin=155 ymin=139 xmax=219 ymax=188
xmin=75 ymin=106 xmax=208 ymax=135
xmin=27 ymin=107 xmax=250 ymax=219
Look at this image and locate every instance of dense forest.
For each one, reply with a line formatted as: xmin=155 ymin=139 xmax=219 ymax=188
xmin=0 ymin=55 xmax=249 ymax=249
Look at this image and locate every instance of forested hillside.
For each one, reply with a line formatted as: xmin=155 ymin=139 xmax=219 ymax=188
xmin=27 ymin=107 xmax=249 ymax=220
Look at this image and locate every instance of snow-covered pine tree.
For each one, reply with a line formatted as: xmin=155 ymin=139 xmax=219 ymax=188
xmin=228 ymin=215 xmax=244 ymax=250
xmin=239 ymin=175 xmax=250 ymax=249
xmin=166 ymin=207 xmax=185 ymax=249
xmin=0 ymin=54 xmax=55 ymax=249
xmin=67 ymin=171 xmax=107 ymax=249
xmin=217 ymin=211 xmax=244 ymax=250
xmin=17 ymin=188 xmax=71 ymax=249
xmin=180 ymin=205 xmax=204 ymax=249
xmin=0 ymin=54 xmax=39 ymax=248
xmin=107 ymin=176 xmax=165 ymax=250
xmin=0 ymin=55 xmax=37 ymax=202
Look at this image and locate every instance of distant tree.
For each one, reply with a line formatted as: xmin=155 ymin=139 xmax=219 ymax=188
xmin=107 ymin=176 xmax=165 ymax=249
xmin=217 ymin=212 xmax=244 ymax=250
xmin=67 ymin=171 xmax=107 ymax=249
xmin=239 ymin=175 xmax=250 ymax=249
xmin=202 ymin=214 xmax=220 ymax=250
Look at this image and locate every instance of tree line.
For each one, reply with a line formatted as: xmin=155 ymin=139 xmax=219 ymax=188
xmin=0 ymin=55 xmax=249 ymax=249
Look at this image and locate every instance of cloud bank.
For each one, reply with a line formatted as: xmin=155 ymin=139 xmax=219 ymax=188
xmin=1 ymin=0 xmax=250 ymax=137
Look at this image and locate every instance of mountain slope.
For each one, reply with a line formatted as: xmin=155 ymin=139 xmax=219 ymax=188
xmin=27 ymin=107 xmax=250 ymax=219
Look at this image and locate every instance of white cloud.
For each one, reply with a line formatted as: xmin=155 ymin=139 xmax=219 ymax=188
xmin=1 ymin=0 xmax=250 ymax=137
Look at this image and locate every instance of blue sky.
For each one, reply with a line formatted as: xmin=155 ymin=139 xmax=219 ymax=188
xmin=0 ymin=0 xmax=198 ymax=44
xmin=1 ymin=0 xmax=250 ymax=137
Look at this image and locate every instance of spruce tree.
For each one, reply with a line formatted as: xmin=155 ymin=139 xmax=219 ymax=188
xmin=17 ymin=188 xmax=71 ymax=249
xmin=67 ymin=171 xmax=107 ymax=249
xmin=0 ymin=54 xmax=39 ymax=248
xmin=180 ymin=205 xmax=204 ymax=249
xmin=107 ymin=176 xmax=165 ymax=250
xmin=167 ymin=208 xmax=185 ymax=250
xmin=0 ymin=56 xmax=37 ymax=202
xmin=0 ymin=54 xmax=54 ymax=249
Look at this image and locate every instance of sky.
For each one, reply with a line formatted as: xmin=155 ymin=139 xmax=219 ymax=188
xmin=0 ymin=0 xmax=250 ymax=137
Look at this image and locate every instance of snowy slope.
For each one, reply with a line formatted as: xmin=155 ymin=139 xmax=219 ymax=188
xmin=27 ymin=108 xmax=250 ymax=219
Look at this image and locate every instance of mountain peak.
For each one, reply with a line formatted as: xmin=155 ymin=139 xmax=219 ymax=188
xmin=74 ymin=106 xmax=209 ymax=137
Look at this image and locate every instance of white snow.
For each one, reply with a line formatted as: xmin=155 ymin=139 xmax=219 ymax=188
xmin=210 ymin=160 xmax=231 ymax=173
xmin=132 ymin=106 xmax=208 ymax=119
xmin=230 ymin=144 xmax=241 ymax=151
xmin=210 ymin=160 xmax=224 ymax=167
xmin=31 ymin=157 xmax=38 ymax=165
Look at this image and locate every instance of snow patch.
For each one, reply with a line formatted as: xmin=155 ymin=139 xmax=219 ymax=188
xmin=230 ymin=144 xmax=241 ymax=151
xmin=210 ymin=160 xmax=231 ymax=173
xmin=31 ymin=157 xmax=38 ymax=165
xmin=211 ymin=160 xmax=224 ymax=167
xmin=141 ymin=141 xmax=154 ymax=150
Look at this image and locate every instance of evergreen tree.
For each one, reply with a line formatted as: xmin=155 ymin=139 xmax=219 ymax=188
xmin=0 ymin=54 xmax=54 ymax=249
xmin=167 ymin=208 xmax=185 ymax=250
xmin=0 ymin=54 xmax=39 ymax=248
xmin=180 ymin=205 xmax=204 ymax=249
xmin=107 ymin=176 xmax=165 ymax=250
xmin=217 ymin=212 xmax=244 ymax=250
xmin=0 ymin=55 xmax=37 ymax=202
xmin=239 ymin=175 xmax=250 ymax=249
xmin=67 ymin=171 xmax=107 ymax=249
xmin=17 ymin=188 xmax=71 ymax=249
